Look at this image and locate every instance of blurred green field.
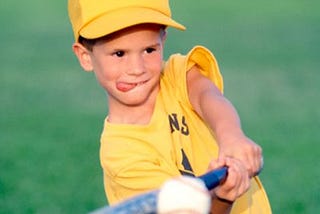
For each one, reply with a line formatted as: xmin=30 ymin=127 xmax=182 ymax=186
xmin=1 ymin=0 xmax=319 ymax=213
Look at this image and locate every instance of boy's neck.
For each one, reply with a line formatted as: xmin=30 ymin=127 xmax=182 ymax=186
xmin=107 ymin=95 xmax=157 ymax=125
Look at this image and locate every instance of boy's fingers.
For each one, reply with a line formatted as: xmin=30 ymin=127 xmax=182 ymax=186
xmin=208 ymin=158 xmax=226 ymax=171
xmin=229 ymin=158 xmax=250 ymax=198
xmin=242 ymin=145 xmax=263 ymax=177
xmin=250 ymin=147 xmax=263 ymax=176
xmin=254 ymin=156 xmax=264 ymax=176
xmin=215 ymin=157 xmax=249 ymax=201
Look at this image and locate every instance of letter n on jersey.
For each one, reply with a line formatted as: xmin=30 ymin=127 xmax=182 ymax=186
xmin=168 ymin=113 xmax=189 ymax=135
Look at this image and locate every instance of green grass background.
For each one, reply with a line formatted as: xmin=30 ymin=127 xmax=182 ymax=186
xmin=1 ymin=0 xmax=319 ymax=213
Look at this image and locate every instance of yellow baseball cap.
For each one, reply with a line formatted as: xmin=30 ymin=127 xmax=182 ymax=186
xmin=68 ymin=0 xmax=186 ymax=42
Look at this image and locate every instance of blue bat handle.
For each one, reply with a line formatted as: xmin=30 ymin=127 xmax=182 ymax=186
xmin=198 ymin=166 xmax=228 ymax=190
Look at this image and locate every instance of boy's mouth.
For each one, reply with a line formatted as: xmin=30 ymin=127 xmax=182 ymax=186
xmin=116 ymin=80 xmax=147 ymax=92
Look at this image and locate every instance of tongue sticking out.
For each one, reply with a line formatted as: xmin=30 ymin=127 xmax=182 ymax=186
xmin=116 ymin=82 xmax=137 ymax=92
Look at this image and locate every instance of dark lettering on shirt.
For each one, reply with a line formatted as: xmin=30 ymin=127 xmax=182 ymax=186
xmin=168 ymin=113 xmax=193 ymax=175
xmin=179 ymin=149 xmax=195 ymax=176
xmin=168 ymin=113 xmax=189 ymax=136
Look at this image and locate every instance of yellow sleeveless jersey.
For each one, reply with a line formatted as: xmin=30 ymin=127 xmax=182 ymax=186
xmin=100 ymin=46 xmax=272 ymax=213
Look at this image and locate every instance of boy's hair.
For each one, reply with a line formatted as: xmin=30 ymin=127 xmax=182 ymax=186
xmin=68 ymin=0 xmax=185 ymax=42
xmin=78 ymin=36 xmax=97 ymax=52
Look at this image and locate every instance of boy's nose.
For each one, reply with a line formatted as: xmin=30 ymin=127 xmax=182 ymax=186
xmin=126 ymin=55 xmax=145 ymax=75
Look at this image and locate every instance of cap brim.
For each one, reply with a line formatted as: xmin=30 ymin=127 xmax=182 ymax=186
xmin=79 ymin=7 xmax=186 ymax=40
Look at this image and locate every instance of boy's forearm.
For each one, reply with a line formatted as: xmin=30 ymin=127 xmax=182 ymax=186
xmin=199 ymin=90 xmax=244 ymax=145
xmin=210 ymin=197 xmax=233 ymax=214
xmin=187 ymin=67 xmax=244 ymax=145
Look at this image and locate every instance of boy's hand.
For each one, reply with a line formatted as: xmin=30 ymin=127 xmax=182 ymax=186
xmin=208 ymin=157 xmax=250 ymax=202
xmin=218 ymin=135 xmax=263 ymax=178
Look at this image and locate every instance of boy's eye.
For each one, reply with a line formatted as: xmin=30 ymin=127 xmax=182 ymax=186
xmin=114 ymin=51 xmax=125 ymax=57
xmin=145 ymin=47 xmax=156 ymax=54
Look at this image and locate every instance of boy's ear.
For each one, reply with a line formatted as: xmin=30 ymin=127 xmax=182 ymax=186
xmin=72 ymin=43 xmax=93 ymax=72
xmin=161 ymin=29 xmax=167 ymax=44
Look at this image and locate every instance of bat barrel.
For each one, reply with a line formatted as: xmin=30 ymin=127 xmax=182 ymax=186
xmin=90 ymin=167 xmax=228 ymax=214
xmin=90 ymin=191 xmax=158 ymax=214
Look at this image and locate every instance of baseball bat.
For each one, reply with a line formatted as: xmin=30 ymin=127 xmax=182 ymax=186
xmin=89 ymin=167 xmax=228 ymax=214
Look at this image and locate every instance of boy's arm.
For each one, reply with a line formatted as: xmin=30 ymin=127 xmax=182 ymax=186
xmin=187 ymin=65 xmax=263 ymax=177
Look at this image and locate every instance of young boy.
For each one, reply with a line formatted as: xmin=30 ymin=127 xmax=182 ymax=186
xmin=68 ymin=0 xmax=271 ymax=213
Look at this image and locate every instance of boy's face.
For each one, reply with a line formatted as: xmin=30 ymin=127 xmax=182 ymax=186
xmin=75 ymin=24 xmax=165 ymax=110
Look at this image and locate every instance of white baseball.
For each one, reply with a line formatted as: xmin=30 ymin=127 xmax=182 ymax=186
xmin=157 ymin=176 xmax=211 ymax=214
